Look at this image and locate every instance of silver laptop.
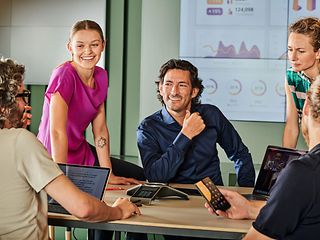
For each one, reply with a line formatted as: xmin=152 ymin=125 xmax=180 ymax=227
xmin=244 ymin=145 xmax=307 ymax=200
xmin=48 ymin=163 xmax=110 ymax=214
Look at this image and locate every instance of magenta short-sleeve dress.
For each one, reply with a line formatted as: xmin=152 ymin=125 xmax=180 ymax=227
xmin=37 ymin=62 xmax=108 ymax=166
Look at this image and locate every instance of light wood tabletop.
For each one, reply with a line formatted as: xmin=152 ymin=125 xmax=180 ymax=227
xmin=49 ymin=184 xmax=254 ymax=239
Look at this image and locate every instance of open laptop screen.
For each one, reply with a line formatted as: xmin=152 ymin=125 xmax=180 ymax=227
xmin=253 ymin=146 xmax=307 ymax=196
xmin=48 ymin=164 xmax=110 ymax=213
xmin=59 ymin=164 xmax=110 ymax=198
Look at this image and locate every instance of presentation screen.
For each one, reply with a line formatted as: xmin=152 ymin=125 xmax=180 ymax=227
xmin=180 ymin=0 xmax=320 ymax=122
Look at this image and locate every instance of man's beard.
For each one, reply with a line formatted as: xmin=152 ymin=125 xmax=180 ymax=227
xmin=8 ymin=106 xmax=24 ymax=128
xmin=301 ymin=116 xmax=309 ymax=147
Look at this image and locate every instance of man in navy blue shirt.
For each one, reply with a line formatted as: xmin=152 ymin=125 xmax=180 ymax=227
xmin=137 ymin=59 xmax=255 ymax=187
xmin=205 ymin=78 xmax=320 ymax=239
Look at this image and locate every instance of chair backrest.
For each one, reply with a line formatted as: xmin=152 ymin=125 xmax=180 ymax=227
xmin=110 ymin=156 xmax=146 ymax=181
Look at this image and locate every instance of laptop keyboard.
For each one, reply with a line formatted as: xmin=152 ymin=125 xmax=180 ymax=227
xmin=242 ymin=193 xmax=268 ymax=201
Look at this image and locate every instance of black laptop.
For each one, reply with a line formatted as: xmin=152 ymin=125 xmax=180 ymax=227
xmin=48 ymin=163 xmax=110 ymax=214
xmin=244 ymin=145 xmax=307 ymax=200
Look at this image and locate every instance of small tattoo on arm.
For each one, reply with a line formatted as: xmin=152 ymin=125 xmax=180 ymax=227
xmin=97 ymin=137 xmax=107 ymax=148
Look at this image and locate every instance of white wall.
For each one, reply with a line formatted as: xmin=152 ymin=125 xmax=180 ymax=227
xmin=140 ymin=0 xmax=180 ymax=119
xmin=0 ymin=0 xmax=106 ymax=84
xmin=0 ymin=0 xmax=12 ymax=58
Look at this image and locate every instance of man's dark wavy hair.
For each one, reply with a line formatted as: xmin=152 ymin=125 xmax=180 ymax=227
xmin=155 ymin=59 xmax=204 ymax=106
xmin=0 ymin=58 xmax=25 ymax=128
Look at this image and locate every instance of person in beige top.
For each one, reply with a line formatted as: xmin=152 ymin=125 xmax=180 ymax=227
xmin=0 ymin=57 xmax=140 ymax=240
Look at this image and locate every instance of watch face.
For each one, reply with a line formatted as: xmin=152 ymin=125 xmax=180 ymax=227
xmin=132 ymin=186 xmax=160 ymax=198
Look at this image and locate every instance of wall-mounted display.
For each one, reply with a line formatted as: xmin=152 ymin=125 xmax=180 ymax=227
xmin=180 ymin=0 xmax=319 ymax=122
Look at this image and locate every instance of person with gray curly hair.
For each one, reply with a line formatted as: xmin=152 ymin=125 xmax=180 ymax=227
xmin=0 ymin=58 xmax=140 ymax=240
xmin=0 ymin=57 xmax=31 ymax=128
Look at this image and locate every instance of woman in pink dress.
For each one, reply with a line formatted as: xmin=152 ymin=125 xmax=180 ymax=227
xmin=37 ymin=20 xmax=143 ymax=185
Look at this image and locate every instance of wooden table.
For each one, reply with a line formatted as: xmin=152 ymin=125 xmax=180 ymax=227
xmin=48 ymin=184 xmax=254 ymax=239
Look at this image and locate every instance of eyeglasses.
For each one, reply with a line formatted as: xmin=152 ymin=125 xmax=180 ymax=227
xmin=16 ymin=89 xmax=31 ymax=104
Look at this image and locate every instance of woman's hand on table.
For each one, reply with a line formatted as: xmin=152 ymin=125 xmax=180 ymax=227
xmin=109 ymin=173 xmax=142 ymax=185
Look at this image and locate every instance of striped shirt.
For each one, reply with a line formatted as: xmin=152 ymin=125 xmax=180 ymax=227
xmin=286 ymin=68 xmax=311 ymax=120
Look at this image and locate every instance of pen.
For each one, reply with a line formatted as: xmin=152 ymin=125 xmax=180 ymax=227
xmin=105 ymin=187 xmax=124 ymax=191
xmin=106 ymin=187 xmax=124 ymax=191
